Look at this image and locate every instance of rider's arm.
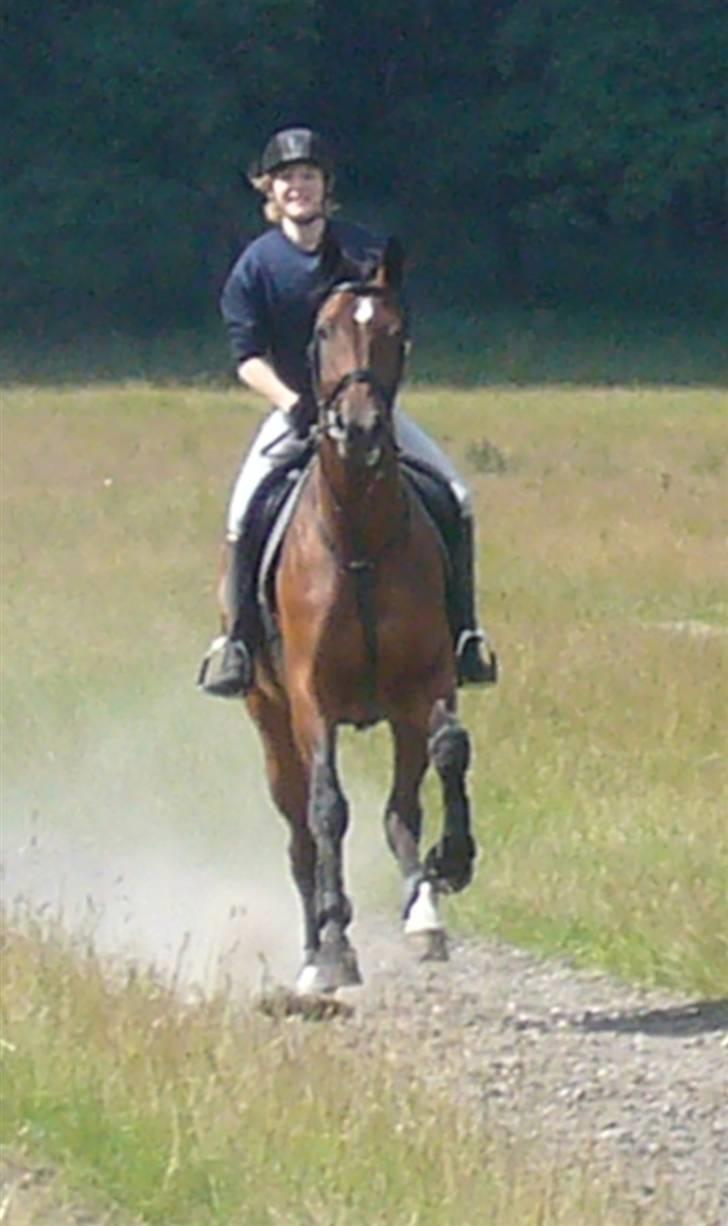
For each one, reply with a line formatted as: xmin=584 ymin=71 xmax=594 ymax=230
xmin=237 ymin=356 xmax=298 ymax=413
xmin=221 ymin=255 xmax=299 ymax=414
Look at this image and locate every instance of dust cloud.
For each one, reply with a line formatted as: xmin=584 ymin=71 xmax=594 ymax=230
xmin=1 ymin=680 xmax=395 ymax=994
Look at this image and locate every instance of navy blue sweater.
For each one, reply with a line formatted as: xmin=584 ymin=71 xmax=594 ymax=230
xmin=220 ymin=219 xmax=385 ymax=397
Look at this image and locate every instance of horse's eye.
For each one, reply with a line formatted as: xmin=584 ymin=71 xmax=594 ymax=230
xmin=317 ymin=323 xmax=331 ymax=342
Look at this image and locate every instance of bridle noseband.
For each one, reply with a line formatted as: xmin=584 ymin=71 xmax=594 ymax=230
xmin=321 ymin=367 xmax=392 ymax=417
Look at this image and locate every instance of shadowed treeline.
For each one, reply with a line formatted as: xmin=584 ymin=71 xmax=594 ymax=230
xmin=3 ymin=0 xmax=726 ymax=354
xmin=2 ymin=305 xmax=727 ymax=389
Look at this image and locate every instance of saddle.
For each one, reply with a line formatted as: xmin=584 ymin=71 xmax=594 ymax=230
xmin=236 ymin=449 xmax=461 ymax=650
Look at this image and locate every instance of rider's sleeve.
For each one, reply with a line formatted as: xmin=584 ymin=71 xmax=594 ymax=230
xmin=219 ymin=253 xmax=270 ymax=366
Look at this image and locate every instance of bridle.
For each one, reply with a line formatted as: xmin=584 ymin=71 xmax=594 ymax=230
xmin=308 ymin=282 xmax=406 ymax=441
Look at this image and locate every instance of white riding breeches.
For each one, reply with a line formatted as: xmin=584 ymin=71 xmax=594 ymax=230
xmin=226 ymin=405 xmax=472 ymax=540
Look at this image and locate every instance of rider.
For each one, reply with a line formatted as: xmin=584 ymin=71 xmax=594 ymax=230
xmin=201 ymin=126 xmax=496 ymax=697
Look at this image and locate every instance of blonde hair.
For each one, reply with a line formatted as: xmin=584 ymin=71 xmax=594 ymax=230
xmin=250 ymin=172 xmax=339 ymax=224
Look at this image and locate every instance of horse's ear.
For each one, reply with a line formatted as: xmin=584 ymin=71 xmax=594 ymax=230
xmin=319 ymin=229 xmax=344 ymax=284
xmin=319 ymin=229 xmax=364 ymax=293
xmin=373 ymin=236 xmax=405 ymax=292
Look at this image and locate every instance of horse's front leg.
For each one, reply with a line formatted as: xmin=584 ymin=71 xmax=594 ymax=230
xmin=424 ymin=699 xmax=476 ymax=895
xmin=245 ymin=687 xmax=319 ymax=973
xmin=385 ymin=717 xmax=427 ymax=910
xmin=295 ymin=716 xmax=361 ymax=993
xmin=387 ymin=715 xmax=448 ymax=959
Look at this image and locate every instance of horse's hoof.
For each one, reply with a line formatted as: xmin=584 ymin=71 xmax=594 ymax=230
xmin=421 ymin=928 xmax=449 ymax=961
xmin=296 ymin=963 xmax=327 ymax=995
xmin=406 ymin=927 xmax=450 ymax=962
xmin=257 ymin=985 xmax=354 ymax=1021
xmin=296 ymin=946 xmax=362 ymax=995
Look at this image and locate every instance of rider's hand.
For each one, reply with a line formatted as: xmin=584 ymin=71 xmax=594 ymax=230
xmin=286 ymin=392 xmax=317 ymax=439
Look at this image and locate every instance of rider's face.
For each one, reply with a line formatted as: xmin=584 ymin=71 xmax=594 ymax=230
xmin=270 ymin=162 xmax=326 ymax=224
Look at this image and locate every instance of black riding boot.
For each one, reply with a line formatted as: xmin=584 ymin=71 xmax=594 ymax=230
xmin=451 ymin=515 xmax=498 ymax=686
xmin=197 ymin=539 xmax=256 ymax=698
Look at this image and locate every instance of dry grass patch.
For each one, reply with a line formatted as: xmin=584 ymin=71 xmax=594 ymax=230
xmin=1 ymin=914 xmax=662 ymax=1226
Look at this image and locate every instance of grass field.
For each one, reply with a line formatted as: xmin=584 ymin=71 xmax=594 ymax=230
xmin=2 ymin=914 xmax=673 ymax=1226
xmin=2 ymin=381 xmax=726 ymax=990
xmin=1 ymin=375 xmax=726 ymax=1222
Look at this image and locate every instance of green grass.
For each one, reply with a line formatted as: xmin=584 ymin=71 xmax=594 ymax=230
xmin=0 ymin=914 xmax=661 ymax=1226
xmin=2 ymin=382 xmax=727 ymax=999
xmin=2 ymin=378 xmax=724 ymax=1223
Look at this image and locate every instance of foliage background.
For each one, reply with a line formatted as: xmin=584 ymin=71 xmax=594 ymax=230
xmin=3 ymin=0 xmax=726 ymax=342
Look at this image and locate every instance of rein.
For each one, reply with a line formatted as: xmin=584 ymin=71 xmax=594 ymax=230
xmin=306 ymin=277 xmax=408 ymax=712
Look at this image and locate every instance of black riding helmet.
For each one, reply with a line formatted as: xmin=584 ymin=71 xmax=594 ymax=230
xmin=250 ymin=127 xmax=334 ymax=181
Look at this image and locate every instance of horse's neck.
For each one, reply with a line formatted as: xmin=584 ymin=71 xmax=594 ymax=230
xmin=315 ymin=446 xmax=405 ymax=559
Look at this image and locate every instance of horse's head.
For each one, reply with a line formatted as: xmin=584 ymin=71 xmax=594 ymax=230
xmin=310 ymin=237 xmax=407 ymax=468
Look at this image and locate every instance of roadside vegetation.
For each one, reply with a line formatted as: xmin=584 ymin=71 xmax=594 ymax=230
xmin=2 ymin=380 xmax=725 ymax=993
xmin=1 ymin=914 xmax=662 ymax=1226
xmin=1 ymin=376 xmax=725 ymax=1221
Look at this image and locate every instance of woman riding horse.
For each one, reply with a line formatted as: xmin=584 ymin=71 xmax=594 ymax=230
xmin=200 ymin=126 xmax=497 ymax=696
xmin=233 ymin=235 xmax=479 ymax=991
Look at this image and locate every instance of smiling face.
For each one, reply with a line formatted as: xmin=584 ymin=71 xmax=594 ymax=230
xmin=269 ymin=162 xmax=327 ymax=226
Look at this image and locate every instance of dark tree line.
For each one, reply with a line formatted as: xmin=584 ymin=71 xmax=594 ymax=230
xmin=2 ymin=0 xmax=726 ymax=332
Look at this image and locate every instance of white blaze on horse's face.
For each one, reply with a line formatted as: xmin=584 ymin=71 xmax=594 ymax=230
xmin=353 ymin=296 xmax=375 ymax=326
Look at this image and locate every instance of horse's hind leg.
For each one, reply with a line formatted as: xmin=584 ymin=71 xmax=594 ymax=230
xmin=424 ymin=699 xmax=477 ymax=895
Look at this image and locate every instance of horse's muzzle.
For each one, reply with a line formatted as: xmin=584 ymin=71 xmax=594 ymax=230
xmin=340 ymin=413 xmax=385 ymax=467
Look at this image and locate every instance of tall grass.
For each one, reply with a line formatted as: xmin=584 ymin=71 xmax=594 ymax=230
xmin=1 ymin=384 xmax=727 ymax=997
xmin=0 ymin=913 xmax=661 ymax=1226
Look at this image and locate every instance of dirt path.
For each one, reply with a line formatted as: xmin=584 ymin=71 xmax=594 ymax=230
xmin=339 ymin=916 xmax=728 ymax=1225
xmin=4 ymin=825 xmax=726 ymax=1224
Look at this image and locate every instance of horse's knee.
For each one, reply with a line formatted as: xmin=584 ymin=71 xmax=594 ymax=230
xmin=429 ymin=714 xmax=470 ymax=777
xmin=312 ymin=790 xmax=349 ymax=843
xmin=385 ymin=802 xmax=422 ymax=845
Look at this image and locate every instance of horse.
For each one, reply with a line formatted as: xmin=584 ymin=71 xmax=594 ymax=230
xmin=236 ymin=237 xmax=476 ymax=993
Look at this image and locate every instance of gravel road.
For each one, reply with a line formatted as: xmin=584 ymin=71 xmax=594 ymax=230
xmin=3 ymin=917 xmax=726 ymax=1225
xmin=339 ymin=917 xmax=728 ymax=1225
xmin=4 ymin=820 xmax=726 ymax=1225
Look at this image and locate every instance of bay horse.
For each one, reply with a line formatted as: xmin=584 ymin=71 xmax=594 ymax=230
xmin=241 ymin=238 xmax=476 ymax=993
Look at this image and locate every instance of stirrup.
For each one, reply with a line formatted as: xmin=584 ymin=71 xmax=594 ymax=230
xmin=197 ymin=635 xmax=253 ymax=698
xmin=455 ymin=630 xmax=498 ymax=686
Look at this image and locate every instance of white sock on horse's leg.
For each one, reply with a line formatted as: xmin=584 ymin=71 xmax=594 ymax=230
xmin=403 ymin=880 xmax=443 ymax=934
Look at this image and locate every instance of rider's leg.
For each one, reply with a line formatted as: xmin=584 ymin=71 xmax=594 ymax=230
xmin=200 ymin=409 xmax=293 ymax=698
xmin=394 ymin=408 xmax=497 ymax=686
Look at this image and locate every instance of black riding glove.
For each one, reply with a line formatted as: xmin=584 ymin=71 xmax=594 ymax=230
xmin=286 ymin=392 xmax=317 ymax=439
